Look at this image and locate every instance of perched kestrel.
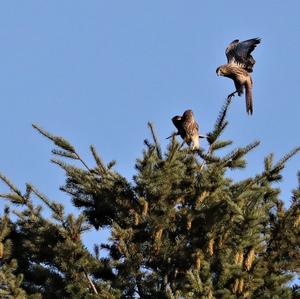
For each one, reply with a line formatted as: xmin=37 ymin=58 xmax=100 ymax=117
xmin=171 ymin=109 xmax=200 ymax=149
xmin=216 ymin=38 xmax=261 ymax=114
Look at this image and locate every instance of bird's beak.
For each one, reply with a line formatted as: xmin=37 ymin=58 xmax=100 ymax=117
xmin=216 ymin=68 xmax=220 ymax=76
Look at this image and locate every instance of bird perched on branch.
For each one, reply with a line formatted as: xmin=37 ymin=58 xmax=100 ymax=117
xmin=170 ymin=109 xmax=203 ymax=150
xmin=216 ymin=38 xmax=261 ymax=115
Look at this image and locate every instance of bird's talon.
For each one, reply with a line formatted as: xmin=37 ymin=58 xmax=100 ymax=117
xmin=227 ymin=92 xmax=237 ymax=101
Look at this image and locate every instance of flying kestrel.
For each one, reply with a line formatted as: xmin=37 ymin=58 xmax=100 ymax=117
xmin=216 ymin=38 xmax=261 ymax=114
xmin=171 ymin=109 xmax=200 ymax=149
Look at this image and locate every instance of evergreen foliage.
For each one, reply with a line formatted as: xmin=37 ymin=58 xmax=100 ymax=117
xmin=0 ymin=208 xmax=29 ymax=298
xmin=0 ymin=99 xmax=299 ymax=298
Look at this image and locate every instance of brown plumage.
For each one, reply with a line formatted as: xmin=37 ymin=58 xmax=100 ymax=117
xmin=172 ymin=109 xmax=200 ymax=149
xmin=216 ymin=38 xmax=261 ymax=115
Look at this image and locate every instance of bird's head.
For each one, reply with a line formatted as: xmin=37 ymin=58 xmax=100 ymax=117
xmin=216 ymin=66 xmax=223 ymax=76
xmin=183 ymin=109 xmax=194 ymax=118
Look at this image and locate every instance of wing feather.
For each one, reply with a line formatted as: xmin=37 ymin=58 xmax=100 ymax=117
xmin=182 ymin=118 xmax=199 ymax=137
xmin=182 ymin=110 xmax=199 ymax=147
xmin=172 ymin=116 xmax=185 ymax=139
xmin=172 ymin=116 xmax=182 ymax=131
xmin=226 ymin=38 xmax=261 ymax=72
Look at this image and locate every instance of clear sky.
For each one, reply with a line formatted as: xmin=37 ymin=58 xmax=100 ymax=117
xmin=0 ymin=1 xmax=299 ymax=250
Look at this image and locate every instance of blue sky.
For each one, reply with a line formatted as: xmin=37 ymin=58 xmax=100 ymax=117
xmin=0 ymin=1 xmax=299 ymax=251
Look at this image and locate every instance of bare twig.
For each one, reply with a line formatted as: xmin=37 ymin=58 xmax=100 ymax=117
xmin=74 ymin=152 xmax=92 ymax=173
xmin=199 ymin=144 xmax=213 ymax=171
xmin=83 ymin=268 xmax=98 ymax=294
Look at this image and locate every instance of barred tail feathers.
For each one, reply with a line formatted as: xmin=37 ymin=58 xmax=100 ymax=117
xmin=245 ymin=79 xmax=253 ymax=115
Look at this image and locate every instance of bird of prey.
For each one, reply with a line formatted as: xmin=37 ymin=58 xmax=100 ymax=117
xmin=216 ymin=38 xmax=261 ymax=115
xmin=171 ymin=109 xmax=201 ymax=149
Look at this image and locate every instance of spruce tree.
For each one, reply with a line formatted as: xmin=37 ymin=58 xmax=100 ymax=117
xmin=0 ymin=99 xmax=299 ymax=298
xmin=0 ymin=207 xmax=32 ymax=299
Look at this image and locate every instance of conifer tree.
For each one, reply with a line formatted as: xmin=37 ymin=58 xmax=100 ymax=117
xmin=0 ymin=207 xmax=35 ymax=298
xmin=0 ymin=99 xmax=299 ymax=298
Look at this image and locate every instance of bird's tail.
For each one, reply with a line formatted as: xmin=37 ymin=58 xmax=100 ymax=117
xmin=191 ymin=135 xmax=200 ymax=150
xmin=245 ymin=79 xmax=253 ymax=115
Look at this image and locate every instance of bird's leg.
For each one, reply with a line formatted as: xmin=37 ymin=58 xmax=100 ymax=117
xmin=227 ymin=90 xmax=238 ymax=101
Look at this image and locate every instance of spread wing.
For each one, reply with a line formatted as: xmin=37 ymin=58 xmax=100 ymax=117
xmin=172 ymin=116 xmax=185 ymax=139
xmin=226 ymin=38 xmax=261 ymax=72
xmin=172 ymin=116 xmax=182 ymax=130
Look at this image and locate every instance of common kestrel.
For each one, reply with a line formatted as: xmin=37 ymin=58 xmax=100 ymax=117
xmin=216 ymin=38 xmax=261 ymax=114
xmin=171 ymin=109 xmax=200 ymax=149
